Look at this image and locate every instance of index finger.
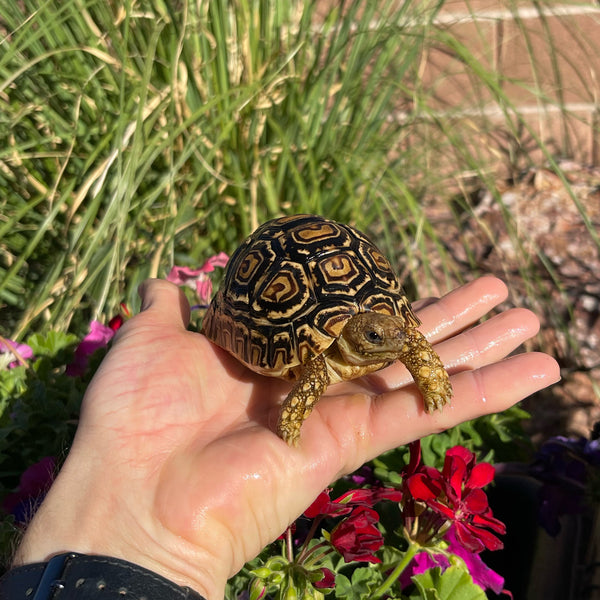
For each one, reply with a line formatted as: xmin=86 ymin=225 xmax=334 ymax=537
xmin=416 ymin=276 xmax=509 ymax=342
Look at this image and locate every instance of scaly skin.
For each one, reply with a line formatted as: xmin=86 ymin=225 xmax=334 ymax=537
xmin=397 ymin=327 xmax=453 ymax=413
xmin=276 ymin=314 xmax=453 ymax=446
xmin=277 ymin=354 xmax=329 ymax=446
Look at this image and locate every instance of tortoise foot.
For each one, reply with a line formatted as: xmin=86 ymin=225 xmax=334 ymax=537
xmin=399 ymin=328 xmax=453 ymax=413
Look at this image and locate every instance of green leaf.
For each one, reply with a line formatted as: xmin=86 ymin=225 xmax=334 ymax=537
xmin=27 ymin=331 xmax=78 ymax=357
xmin=335 ymin=567 xmax=383 ymax=600
xmin=409 ymin=567 xmax=486 ymax=600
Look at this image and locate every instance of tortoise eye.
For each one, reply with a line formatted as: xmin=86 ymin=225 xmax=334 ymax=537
xmin=365 ymin=330 xmax=383 ymax=344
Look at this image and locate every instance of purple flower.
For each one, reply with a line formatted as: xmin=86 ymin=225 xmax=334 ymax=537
xmin=66 ymin=321 xmax=116 ymax=377
xmin=0 ymin=338 xmax=33 ymax=369
xmin=401 ymin=528 xmax=506 ymax=595
xmin=400 ymin=551 xmax=447 ymax=588
xmin=530 ymin=435 xmax=600 ymax=536
xmin=348 ymin=465 xmax=377 ymax=486
xmin=445 ymin=528 xmax=506 ymax=594
xmin=3 ymin=457 xmax=56 ymax=523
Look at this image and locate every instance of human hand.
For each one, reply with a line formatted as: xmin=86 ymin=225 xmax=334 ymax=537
xmin=13 ymin=277 xmax=560 ymax=600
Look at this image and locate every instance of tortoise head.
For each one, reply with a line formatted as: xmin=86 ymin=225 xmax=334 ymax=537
xmin=336 ymin=312 xmax=411 ymax=365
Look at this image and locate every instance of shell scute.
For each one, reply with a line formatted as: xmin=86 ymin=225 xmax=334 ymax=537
xmin=253 ymin=260 xmax=314 ymax=324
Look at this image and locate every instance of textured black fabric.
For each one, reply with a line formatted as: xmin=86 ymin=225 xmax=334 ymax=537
xmin=0 ymin=553 xmax=207 ymax=600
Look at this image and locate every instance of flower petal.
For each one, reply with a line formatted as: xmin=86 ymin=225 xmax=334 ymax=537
xmin=313 ymin=568 xmax=336 ymax=589
xmin=330 ymin=507 xmax=383 ymax=563
xmin=446 ymin=528 xmax=505 ymax=594
xmin=66 ymin=321 xmax=116 ymax=377
xmin=0 ymin=339 xmax=34 ymax=368
xmin=407 ymin=473 xmax=442 ymax=501
xmin=467 ymin=462 xmax=496 ymax=489
xmin=462 ymin=488 xmax=490 ymax=514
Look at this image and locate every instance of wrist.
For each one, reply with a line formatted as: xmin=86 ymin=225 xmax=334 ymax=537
xmin=11 ymin=451 xmax=224 ymax=600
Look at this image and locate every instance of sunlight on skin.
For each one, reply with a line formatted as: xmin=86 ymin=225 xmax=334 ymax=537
xmin=13 ymin=277 xmax=561 ymax=600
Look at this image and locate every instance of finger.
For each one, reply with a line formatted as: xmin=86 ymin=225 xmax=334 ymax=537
xmin=370 ymin=307 xmax=540 ymax=390
xmin=369 ymin=352 xmax=560 ymax=452
xmin=416 ymin=276 xmax=509 ymax=342
xmin=136 ymin=278 xmax=191 ymax=330
xmin=444 ymin=307 xmax=540 ymax=372
xmin=411 ymin=297 xmax=439 ymax=312
xmin=315 ymin=351 xmax=560 ymax=472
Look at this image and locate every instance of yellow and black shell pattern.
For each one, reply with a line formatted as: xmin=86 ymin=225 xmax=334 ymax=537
xmin=202 ymin=214 xmax=420 ymax=380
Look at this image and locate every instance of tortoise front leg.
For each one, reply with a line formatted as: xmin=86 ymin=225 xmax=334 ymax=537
xmin=277 ymin=354 xmax=330 ymax=446
xmin=398 ymin=328 xmax=453 ymax=413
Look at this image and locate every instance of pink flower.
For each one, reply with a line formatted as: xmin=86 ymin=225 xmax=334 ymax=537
xmin=330 ymin=506 xmax=384 ymax=564
xmin=166 ymin=252 xmax=229 ymax=306
xmin=400 ymin=551 xmax=446 ymax=587
xmin=0 ymin=338 xmax=33 ymax=369
xmin=401 ymin=528 xmax=507 ymax=595
xmin=66 ymin=321 xmax=117 ymax=377
xmin=444 ymin=528 xmax=506 ymax=594
xmin=3 ymin=457 xmax=56 ymax=523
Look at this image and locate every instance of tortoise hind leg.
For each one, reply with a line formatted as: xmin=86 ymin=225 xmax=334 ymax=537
xmin=399 ymin=328 xmax=453 ymax=413
xmin=277 ymin=354 xmax=330 ymax=446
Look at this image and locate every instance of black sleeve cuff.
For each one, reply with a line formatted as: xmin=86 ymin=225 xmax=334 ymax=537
xmin=0 ymin=553 xmax=207 ymax=600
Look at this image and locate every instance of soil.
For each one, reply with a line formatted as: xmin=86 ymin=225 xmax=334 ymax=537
xmin=422 ymin=161 xmax=600 ymax=445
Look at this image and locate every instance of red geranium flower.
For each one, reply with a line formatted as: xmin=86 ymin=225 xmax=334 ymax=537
xmin=330 ymin=506 xmax=384 ymax=564
xmin=338 ymin=486 xmax=404 ymax=505
xmin=426 ymin=446 xmax=506 ymax=553
xmin=402 ymin=441 xmax=443 ymax=503
xmin=399 ymin=442 xmax=505 ymax=554
xmin=313 ymin=567 xmax=336 ymax=589
xmin=304 ymin=486 xmax=402 ymax=519
xmin=304 ymin=489 xmax=354 ymax=518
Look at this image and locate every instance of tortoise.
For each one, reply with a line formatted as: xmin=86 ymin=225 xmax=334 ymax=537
xmin=202 ymin=214 xmax=452 ymax=445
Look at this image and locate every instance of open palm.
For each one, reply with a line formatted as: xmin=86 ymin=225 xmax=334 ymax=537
xmin=15 ymin=277 xmax=559 ymax=600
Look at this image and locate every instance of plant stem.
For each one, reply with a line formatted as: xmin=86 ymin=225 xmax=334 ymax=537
xmin=296 ymin=515 xmax=323 ymax=563
xmin=371 ymin=542 xmax=420 ymax=599
xmin=286 ymin=526 xmax=294 ymax=562
xmin=302 ymin=545 xmax=333 ymax=569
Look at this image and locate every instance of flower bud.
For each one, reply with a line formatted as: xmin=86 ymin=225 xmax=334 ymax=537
xmin=283 ymin=585 xmax=298 ymax=600
xmin=250 ymin=567 xmax=271 ymax=579
xmin=303 ymin=587 xmax=325 ymax=600
xmin=249 ymin=578 xmax=267 ymax=600
xmin=310 ymin=567 xmax=335 ymax=589
xmin=269 ymin=570 xmax=285 ymax=585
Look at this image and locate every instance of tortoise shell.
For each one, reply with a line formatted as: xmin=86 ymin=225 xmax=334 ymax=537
xmin=202 ymin=214 xmax=420 ymax=380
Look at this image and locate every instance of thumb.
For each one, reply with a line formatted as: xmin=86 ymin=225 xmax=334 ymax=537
xmin=137 ymin=278 xmax=191 ymax=330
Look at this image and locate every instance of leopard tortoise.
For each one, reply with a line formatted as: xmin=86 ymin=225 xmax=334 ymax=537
xmin=202 ymin=214 xmax=452 ymax=445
